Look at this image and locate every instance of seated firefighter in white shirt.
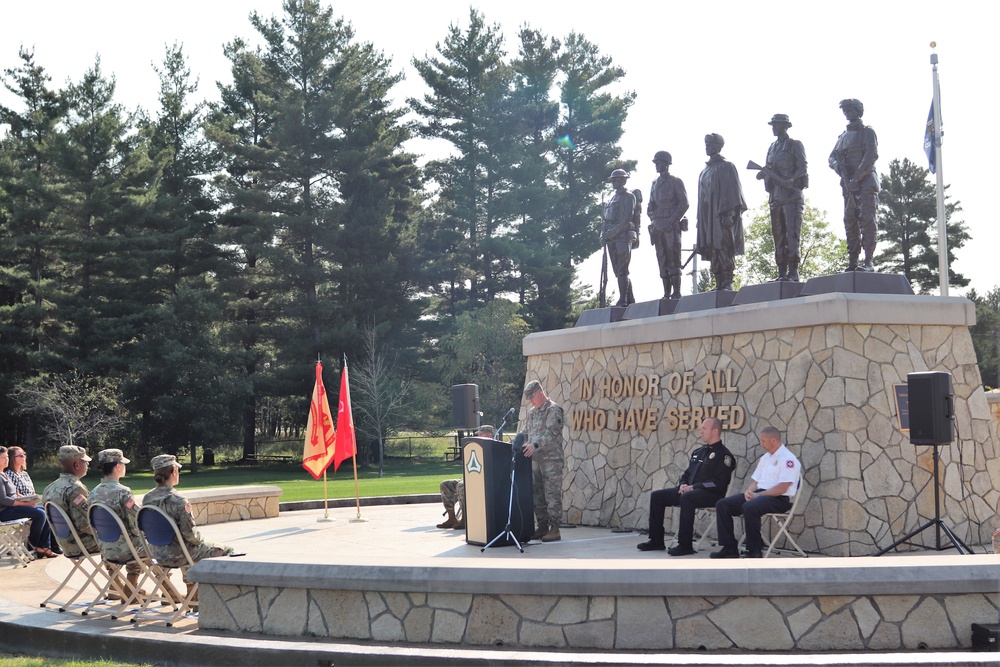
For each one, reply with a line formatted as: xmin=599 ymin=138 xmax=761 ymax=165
xmin=711 ymin=425 xmax=801 ymax=559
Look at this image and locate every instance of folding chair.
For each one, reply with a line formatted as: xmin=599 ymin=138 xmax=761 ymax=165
xmin=41 ymin=502 xmax=126 ymax=612
xmin=134 ymin=505 xmax=197 ymax=626
xmin=738 ymin=480 xmax=809 ymax=558
xmin=89 ymin=503 xmax=176 ymax=620
xmin=0 ymin=518 xmax=34 ymax=567
xmin=760 ymin=480 xmax=808 ymax=558
xmin=693 ymin=508 xmax=717 ymax=550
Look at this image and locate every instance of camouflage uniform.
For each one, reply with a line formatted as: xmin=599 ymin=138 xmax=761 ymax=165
xmin=439 ymin=478 xmax=465 ymax=512
xmin=42 ymin=473 xmax=96 ymax=557
xmin=142 ymin=484 xmax=233 ymax=569
xmin=525 ymin=398 xmax=565 ymax=532
xmin=89 ymin=476 xmax=144 ymax=575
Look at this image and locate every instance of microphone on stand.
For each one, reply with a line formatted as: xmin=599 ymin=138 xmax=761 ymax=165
xmin=512 ymin=432 xmax=527 ymax=453
xmin=496 ymin=407 xmax=516 ymax=440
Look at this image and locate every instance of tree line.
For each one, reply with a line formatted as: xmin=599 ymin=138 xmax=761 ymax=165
xmin=0 ymin=2 xmax=982 ymax=465
xmin=0 ymin=2 xmax=633 ymax=462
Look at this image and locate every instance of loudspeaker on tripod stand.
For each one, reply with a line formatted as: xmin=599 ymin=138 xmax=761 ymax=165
xmin=907 ymin=371 xmax=953 ymax=445
xmin=452 ymin=383 xmax=480 ymax=431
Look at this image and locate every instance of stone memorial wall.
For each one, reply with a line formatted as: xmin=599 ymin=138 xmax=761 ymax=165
xmin=522 ymin=292 xmax=999 ymax=556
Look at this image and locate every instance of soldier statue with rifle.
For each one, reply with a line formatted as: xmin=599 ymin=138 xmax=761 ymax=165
xmin=647 ymin=151 xmax=689 ymax=299
xmin=600 ymin=169 xmax=640 ymax=307
xmin=748 ymin=114 xmax=808 ymax=282
xmin=829 ymin=98 xmax=879 ymax=272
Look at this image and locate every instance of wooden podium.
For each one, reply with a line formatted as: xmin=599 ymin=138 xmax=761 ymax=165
xmin=461 ymin=437 xmax=533 ymax=546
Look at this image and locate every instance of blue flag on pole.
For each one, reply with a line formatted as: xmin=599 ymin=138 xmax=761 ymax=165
xmin=923 ymin=102 xmax=937 ymax=174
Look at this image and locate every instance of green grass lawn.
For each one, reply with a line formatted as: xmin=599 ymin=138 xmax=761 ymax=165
xmin=27 ymin=458 xmax=464 ymax=503
xmin=0 ymin=658 xmax=150 ymax=667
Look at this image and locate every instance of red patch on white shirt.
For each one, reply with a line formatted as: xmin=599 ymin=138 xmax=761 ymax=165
xmin=786 ymin=460 xmax=795 ymax=468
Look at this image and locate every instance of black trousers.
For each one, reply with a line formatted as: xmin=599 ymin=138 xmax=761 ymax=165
xmin=648 ymin=486 xmax=720 ymax=547
xmin=715 ymin=492 xmax=791 ymax=553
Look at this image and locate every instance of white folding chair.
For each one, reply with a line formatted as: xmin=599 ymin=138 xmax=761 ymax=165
xmin=42 ymin=502 xmax=125 ymax=612
xmin=133 ymin=505 xmax=197 ymax=626
xmin=693 ymin=508 xmax=717 ymax=550
xmin=89 ymin=503 xmax=176 ymax=620
xmin=0 ymin=518 xmax=34 ymax=567
xmin=738 ymin=480 xmax=809 ymax=558
xmin=760 ymin=480 xmax=808 ymax=558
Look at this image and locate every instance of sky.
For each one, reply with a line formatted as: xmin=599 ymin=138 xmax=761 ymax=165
xmin=2 ymin=0 xmax=998 ymax=304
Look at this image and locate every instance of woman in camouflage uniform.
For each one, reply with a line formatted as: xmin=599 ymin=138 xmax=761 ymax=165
xmin=142 ymin=453 xmax=235 ymax=606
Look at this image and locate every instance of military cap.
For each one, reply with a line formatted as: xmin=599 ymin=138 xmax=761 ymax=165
xmin=768 ymin=113 xmax=792 ymax=127
xmin=608 ymin=168 xmax=629 ymax=180
xmin=476 ymin=424 xmax=495 ymax=436
xmin=57 ymin=445 xmax=92 ymax=462
xmin=97 ymin=448 xmax=130 ymax=465
xmin=652 ymin=150 xmax=672 ymax=164
xmin=151 ymin=454 xmax=182 ymax=472
xmin=523 ymin=380 xmax=543 ymax=399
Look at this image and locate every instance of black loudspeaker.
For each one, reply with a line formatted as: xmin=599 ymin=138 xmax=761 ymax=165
xmin=907 ymin=371 xmax=953 ymax=445
xmin=452 ymin=383 xmax=480 ymax=430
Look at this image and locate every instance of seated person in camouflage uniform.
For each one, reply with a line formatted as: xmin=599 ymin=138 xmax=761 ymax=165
xmin=142 ymin=454 xmax=235 ymax=570
xmin=41 ymin=445 xmax=98 ymax=557
xmin=89 ymin=448 xmax=180 ymax=603
xmin=437 ymin=424 xmax=494 ymax=530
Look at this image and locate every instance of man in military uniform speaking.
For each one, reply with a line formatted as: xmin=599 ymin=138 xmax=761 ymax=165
xmin=647 ymin=151 xmax=689 ymax=299
xmin=601 ymin=169 xmax=638 ymax=307
xmin=829 ymin=98 xmax=879 ymax=272
xmin=636 ymin=417 xmax=735 ymax=555
xmin=757 ymin=114 xmax=808 ymax=282
xmin=520 ymin=380 xmax=565 ymax=542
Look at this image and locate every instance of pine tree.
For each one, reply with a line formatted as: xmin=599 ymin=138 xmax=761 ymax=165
xmin=410 ymin=8 xmax=518 ymax=314
xmin=876 ymin=157 xmax=968 ymax=293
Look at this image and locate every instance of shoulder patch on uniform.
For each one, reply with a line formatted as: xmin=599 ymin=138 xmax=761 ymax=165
xmin=125 ymin=497 xmax=135 ymax=509
xmin=184 ymin=502 xmax=192 ymax=514
xmin=786 ymin=460 xmax=795 ymax=468
xmin=73 ymin=494 xmax=86 ymax=506
xmin=724 ymin=455 xmax=733 ymax=467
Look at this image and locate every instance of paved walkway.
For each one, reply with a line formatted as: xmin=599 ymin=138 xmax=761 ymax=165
xmin=0 ymin=501 xmax=995 ymax=666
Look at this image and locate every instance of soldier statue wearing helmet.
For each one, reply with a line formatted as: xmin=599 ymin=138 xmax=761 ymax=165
xmin=757 ymin=114 xmax=808 ymax=282
xmin=601 ymin=169 xmax=640 ymax=307
xmin=647 ymin=151 xmax=689 ymax=299
xmin=829 ymin=98 xmax=879 ymax=272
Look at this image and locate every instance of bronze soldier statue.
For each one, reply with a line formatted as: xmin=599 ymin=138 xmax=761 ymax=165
xmin=696 ymin=134 xmax=746 ymax=291
xmin=756 ymin=114 xmax=808 ymax=282
xmin=829 ymin=98 xmax=879 ymax=272
xmin=647 ymin=151 xmax=689 ymax=299
xmin=601 ymin=169 xmax=638 ymax=307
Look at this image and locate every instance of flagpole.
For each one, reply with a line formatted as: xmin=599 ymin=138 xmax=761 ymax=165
xmin=318 ymin=469 xmax=333 ymax=522
xmin=317 ymin=354 xmax=333 ymax=523
xmin=345 ymin=353 xmax=367 ymax=523
xmin=931 ymin=44 xmax=948 ymax=296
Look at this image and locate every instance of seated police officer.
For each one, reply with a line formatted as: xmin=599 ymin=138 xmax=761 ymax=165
xmin=637 ymin=417 xmax=734 ymax=555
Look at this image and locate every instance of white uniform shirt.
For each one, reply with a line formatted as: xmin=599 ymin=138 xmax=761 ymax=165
xmin=751 ymin=444 xmax=801 ymax=497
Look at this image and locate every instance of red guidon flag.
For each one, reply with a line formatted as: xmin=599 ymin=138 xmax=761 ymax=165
xmin=302 ymin=362 xmax=337 ymax=480
xmin=333 ymin=359 xmax=357 ymax=472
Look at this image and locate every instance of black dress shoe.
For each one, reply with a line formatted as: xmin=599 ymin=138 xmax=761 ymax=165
xmin=710 ymin=545 xmax=740 ymax=559
xmin=636 ymin=540 xmax=666 ymax=551
xmin=667 ymin=544 xmax=696 ymax=556
xmin=742 ymin=550 xmax=763 ymax=559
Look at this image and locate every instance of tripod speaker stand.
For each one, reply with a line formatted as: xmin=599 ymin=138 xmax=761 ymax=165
xmin=877 ymin=371 xmax=970 ymax=556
